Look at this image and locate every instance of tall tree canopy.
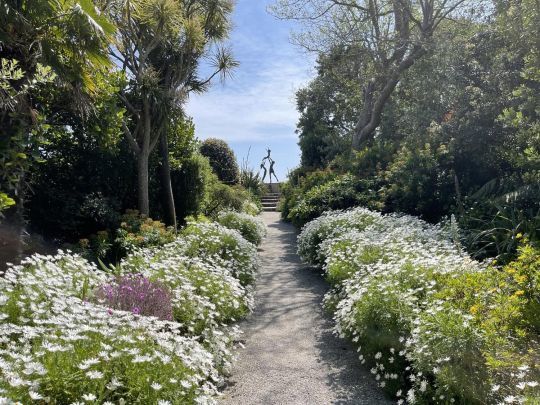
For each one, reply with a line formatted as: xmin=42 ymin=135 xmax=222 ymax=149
xmin=271 ymin=0 xmax=488 ymax=149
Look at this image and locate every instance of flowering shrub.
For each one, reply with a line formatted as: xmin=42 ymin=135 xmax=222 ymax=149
xmin=0 ymin=216 xmax=263 ymax=403
xmin=0 ymin=253 xmax=218 ymax=404
xmin=217 ymin=211 xmax=266 ymax=245
xmin=298 ymin=207 xmax=540 ymax=404
xmin=115 ymin=209 xmax=176 ymax=253
xmin=241 ymin=200 xmax=261 ymax=216
xmin=179 ymin=220 xmax=260 ymax=286
xmin=94 ymin=274 xmax=174 ymax=321
xmin=297 ymin=207 xmax=382 ymax=266
xmin=75 ymin=210 xmax=176 ymax=263
xmin=122 ymin=250 xmax=253 ymax=372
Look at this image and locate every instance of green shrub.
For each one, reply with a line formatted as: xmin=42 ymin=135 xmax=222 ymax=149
xmin=279 ymin=169 xmax=336 ymax=221
xmin=285 ymin=173 xmax=380 ymax=227
xmin=414 ymin=243 xmax=540 ymax=403
xmin=241 ymin=199 xmax=261 ymax=216
xmin=300 ymin=207 xmax=540 ymax=404
xmin=380 ymin=142 xmax=455 ymax=222
xmin=203 ymin=181 xmax=256 ymax=218
xmin=239 ymin=167 xmax=265 ymax=198
xmin=217 ymin=211 xmax=266 ymax=245
xmin=76 ymin=210 xmax=175 ymax=262
xmin=459 ymin=195 xmax=540 ymax=263
xmin=200 ymin=138 xmax=239 ymax=184
xmin=171 ymin=152 xmax=214 ymax=222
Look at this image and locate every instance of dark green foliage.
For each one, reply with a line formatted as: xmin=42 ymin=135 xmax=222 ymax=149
xmin=379 ymin=139 xmax=456 ymax=222
xmin=459 ymin=185 xmax=540 ymax=262
xmin=171 ymin=153 xmax=213 ymax=223
xmin=296 ymin=47 xmax=362 ymax=168
xmin=75 ymin=210 xmax=175 ymax=264
xmin=27 ymin=133 xmax=135 ymax=241
xmin=0 ymin=0 xmax=113 ymax=214
xmin=279 ymin=169 xmax=336 ymax=221
xmin=203 ymin=183 xmax=254 ymax=218
xmin=200 ymin=138 xmax=240 ymax=184
xmin=239 ymin=168 xmax=265 ymax=198
xmin=287 ymin=174 xmax=379 ymax=227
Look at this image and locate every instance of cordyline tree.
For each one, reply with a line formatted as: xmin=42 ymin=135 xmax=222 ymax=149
xmin=102 ymin=0 xmax=237 ymax=224
xmin=271 ymin=0 xmax=486 ymax=149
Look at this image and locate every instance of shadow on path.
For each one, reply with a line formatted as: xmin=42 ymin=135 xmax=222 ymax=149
xmin=220 ymin=212 xmax=390 ymax=405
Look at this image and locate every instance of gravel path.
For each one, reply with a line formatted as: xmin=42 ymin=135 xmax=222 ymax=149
xmin=220 ymin=212 xmax=391 ymax=405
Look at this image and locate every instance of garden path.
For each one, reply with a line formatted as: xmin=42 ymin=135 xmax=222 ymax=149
xmin=220 ymin=212 xmax=390 ymax=405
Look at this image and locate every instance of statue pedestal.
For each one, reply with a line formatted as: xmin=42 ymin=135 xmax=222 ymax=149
xmin=264 ymin=183 xmax=281 ymax=193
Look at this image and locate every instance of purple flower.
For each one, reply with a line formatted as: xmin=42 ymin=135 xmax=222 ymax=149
xmin=94 ymin=275 xmax=174 ymax=321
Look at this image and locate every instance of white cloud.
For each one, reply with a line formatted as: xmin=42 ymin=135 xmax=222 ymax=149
xmin=186 ymin=57 xmax=312 ymax=142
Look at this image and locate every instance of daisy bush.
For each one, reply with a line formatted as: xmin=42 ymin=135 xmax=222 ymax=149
xmin=298 ymin=207 xmax=540 ymax=404
xmin=216 ymin=211 xmax=266 ymax=246
xmin=0 ymin=217 xmax=263 ymax=404
xmin=121 ymin=245 xmax=255 ymax=372
xmin=179 ymin=220 xmax=260 ymax=286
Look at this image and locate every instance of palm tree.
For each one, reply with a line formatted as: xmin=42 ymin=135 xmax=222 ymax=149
xmin=103 ymin=0 xmax=238 ymax=223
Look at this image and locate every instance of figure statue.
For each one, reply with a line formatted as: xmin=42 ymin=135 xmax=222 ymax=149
xmin=259 ymin=147 xmax=278 ymax=184
xmin=269 ymin=158 xmax=278 ymax=184
xmin=263 ymin=148 xmax=271 ymax=163
xmin=260 ymin=162 xmax=268 ymax=182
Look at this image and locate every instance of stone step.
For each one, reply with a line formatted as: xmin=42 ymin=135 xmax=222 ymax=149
xmin=261 ymin=192 xmax=280 ymax=212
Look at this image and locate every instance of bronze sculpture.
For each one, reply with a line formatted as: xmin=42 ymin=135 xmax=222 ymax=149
xmin=260 ymin=148 xmax=278 ymax=184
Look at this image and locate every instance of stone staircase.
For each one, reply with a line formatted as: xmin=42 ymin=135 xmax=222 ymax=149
xmin=261 ymin=188 xmax=281 ymax=212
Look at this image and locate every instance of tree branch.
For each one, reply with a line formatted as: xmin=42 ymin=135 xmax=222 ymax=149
xmin=122 ymin=120 xmax=140 ymax=154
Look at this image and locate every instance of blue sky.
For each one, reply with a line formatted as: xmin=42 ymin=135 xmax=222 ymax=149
xmin=186 ymin=0 xmax=314 ymax=181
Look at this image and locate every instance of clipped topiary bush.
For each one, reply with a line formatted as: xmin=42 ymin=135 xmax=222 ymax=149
xmin=200 ymin=138 xmax=239 ymax=184
xmin=171 ymin=152 xmax=215 ymax=222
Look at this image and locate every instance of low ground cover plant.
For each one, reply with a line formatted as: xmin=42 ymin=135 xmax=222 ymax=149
xmin=0 ymin=216 xmax=263 ymax=403
xmin=298 ymin=207 xmax=539 ymax=404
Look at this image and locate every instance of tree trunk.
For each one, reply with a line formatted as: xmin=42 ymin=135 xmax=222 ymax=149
xmin=159 ymin=132 xmax=177 ymax=230
xmin=352 ymin=46 xmax=427 ymax=150
xmin=137 ymin=150 xmax=150 ymax=216
xmin=352 ymin=80 xmax=376 ymax=150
